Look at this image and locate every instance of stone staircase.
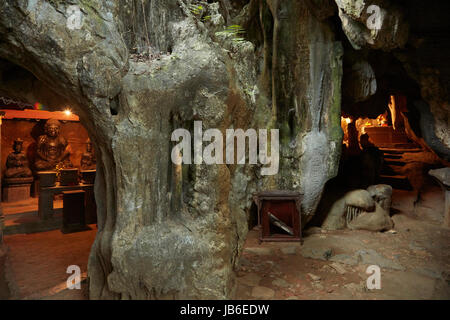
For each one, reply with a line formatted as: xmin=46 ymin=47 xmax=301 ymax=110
xmin=363 ymin=126 xmax=422 ymax=190
xmin=379 ymin=144 xmax=422 ymax=190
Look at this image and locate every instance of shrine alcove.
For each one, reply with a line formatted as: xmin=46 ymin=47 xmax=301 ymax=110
xmin=0 ymin=61 xmax=98 ymax=299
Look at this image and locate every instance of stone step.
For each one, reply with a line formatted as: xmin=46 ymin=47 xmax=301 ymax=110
xmin=384 ymin=161 xmax=407 ymax=169
xmin=380 ymin=147 xmax=422 ymax=154
xmin=383 ymin=154 xmax=403 ymax=160
xmin=381 ymin=165 xmax=400 ymax=175
xmin=379 ymin=174 xmax=413 ymax=190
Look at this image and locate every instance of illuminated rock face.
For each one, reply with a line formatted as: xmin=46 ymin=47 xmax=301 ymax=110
xmin=335 ymin=0 xmax=450 ymax=161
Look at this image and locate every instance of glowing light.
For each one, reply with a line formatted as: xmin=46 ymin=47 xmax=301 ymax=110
xmin=34 ymin=102 xmax=45 ymax=110
xmin=377 ymin=113 xmax=388 ymax=126
xmin=341 ymin=117 xmax=352 ymax=124
xmin=64 ymin=109 xmax=72 ymax=116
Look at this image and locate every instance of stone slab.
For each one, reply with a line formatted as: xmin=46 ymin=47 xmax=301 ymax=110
xmin=2 ymin=184 xmax=31 ymax=202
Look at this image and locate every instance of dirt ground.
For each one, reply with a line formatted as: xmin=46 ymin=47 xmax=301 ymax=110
xmin=0 ymin=185 xmax=449 ymax=300
xmin=235 ymin=185 xmax=450 ymax=300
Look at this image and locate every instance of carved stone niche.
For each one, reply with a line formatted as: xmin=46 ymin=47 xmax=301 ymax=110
xmin=253 ymin=191 xmax=303 ymax=243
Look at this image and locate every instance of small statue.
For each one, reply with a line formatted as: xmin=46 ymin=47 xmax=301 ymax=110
xmin=35 ymin=118 xmax=72 ymax=171
xmin=80 ymin=138 xmax=96 ymax=170
xmin=5 ymin=138 xmax=32 ymax=178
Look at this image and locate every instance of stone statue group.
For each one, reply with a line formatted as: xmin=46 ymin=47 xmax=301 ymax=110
xmin=4 ymin=118 xmax=96 ymax=181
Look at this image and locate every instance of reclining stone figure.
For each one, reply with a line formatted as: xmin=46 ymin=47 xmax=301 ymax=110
xmin=322 ymin=184 xmax=394 ymax=232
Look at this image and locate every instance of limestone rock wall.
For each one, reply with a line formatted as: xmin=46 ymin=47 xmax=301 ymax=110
xmin=0 ymin=0 xmax=345 ymax=299
xmin=334 ymin=0 xmax=409 ymax=50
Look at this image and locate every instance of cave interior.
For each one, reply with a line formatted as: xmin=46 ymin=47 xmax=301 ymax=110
xmin=0 ymin=0 xmax=449 ymax=300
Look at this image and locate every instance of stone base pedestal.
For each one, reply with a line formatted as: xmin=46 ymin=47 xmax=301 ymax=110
xmin=2 ymin=183 xmax=31 ymax=202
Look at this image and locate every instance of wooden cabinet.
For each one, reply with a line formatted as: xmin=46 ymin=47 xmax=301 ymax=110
xmin=253 ymin=191 xmax=302 ymax=243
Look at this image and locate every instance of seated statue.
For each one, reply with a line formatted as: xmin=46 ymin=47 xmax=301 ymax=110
xmin=35 ymin=118 xmax=73 ymax=171
xmin=5 ymin=138 xmax=32 ymax=178
xmin=80 ymin=138 xmax=96 ymax=170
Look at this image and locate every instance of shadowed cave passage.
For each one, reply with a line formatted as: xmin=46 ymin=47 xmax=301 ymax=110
xmin=338 ymin=50 xmax=448 ymax=193
xmin=309 ymin=49 xmax=449 ymax=231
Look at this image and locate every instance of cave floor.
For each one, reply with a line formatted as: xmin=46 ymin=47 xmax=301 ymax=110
xmin=2 ymin=198 xmax=63 ymax=235
xmin=3 ymin=225 xmax=96 ymax=299
xmin=1 ymin=186 xmax=449 ymax=300
xmin=235 ymin=186 xmax=450 ymax=300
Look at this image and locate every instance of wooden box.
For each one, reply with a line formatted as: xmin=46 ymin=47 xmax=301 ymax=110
xmin=60 ymin=168 xmax=79 ymax=186
xmin=37 ymin=171 xmax=57 ymax=187
xmin=253 ymin=191 xmax=302 ymax=243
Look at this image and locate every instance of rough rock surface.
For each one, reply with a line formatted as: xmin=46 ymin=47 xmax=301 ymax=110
xmin=334 ymin=0 xmax=409 ymax=50
xmin=343 ymin=60 xmax=377 ymax=103
xmin=0 ymin=0 xmax=344 ymax=299
xmin=429 ymin=168 xmax=450 ymax=188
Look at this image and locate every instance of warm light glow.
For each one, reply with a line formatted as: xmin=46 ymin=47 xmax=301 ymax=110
xmin=341 ymin=117 xmax=352 ymax=124
xmin=376 ymin=113 xmax=388 ymax=126
xmin=64 ymin=109 xmax=72 ymax=116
